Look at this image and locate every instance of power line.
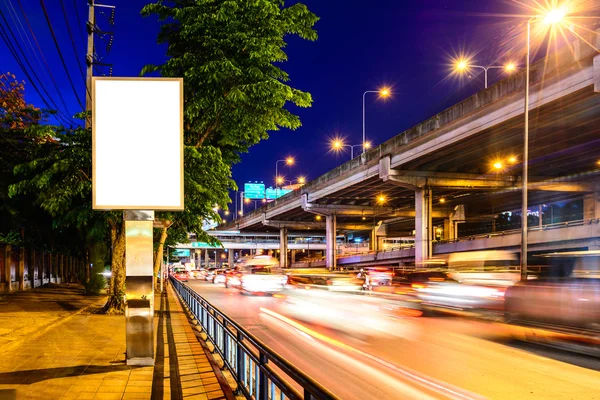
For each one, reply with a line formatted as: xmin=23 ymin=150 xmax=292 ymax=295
xmin=39 ymin=0 xmax=84 ymax=110
xmin=13 ymin=0 xmax=73 ymax=116
xmin=72 ymin=0 xmax=86 ymax=47
xmin=59 ymin=0 xmax=86 ymax=85
xmin=0 ymin=8 xmax=73 ymax=126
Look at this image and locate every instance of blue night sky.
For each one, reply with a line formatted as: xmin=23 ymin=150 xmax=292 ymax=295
xmin=2 ymin=0 xmax=544 ymax=205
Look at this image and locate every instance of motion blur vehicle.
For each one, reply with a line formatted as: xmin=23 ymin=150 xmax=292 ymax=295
xmin=202 ymin=267 xmax=217 ymax=281
xmin=232 ymin=255 xmax=287 ymax=294
xmin=213 ymin=269 xmax=229 ymax=285
xmin=367 ymin=267 xmax=393 ymax=286
xmin=447 ymin=250 xmax=520 ymax=286
xmin=205 ymin=268 xmax=219 ymax=282
xmin=190 ymin=269 xmax=204 ymax=279
xmin=401 ymin=270 xmax=506 ymax=313
xmin=172 ymin=268 xmax=189 ymax=282
xmin=505 ymin=277 xmax=600 ymax=332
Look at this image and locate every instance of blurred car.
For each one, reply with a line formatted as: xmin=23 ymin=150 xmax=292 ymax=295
xmin=414 ymin=278 xmax=506 ymax=312
xmin=202 ymin=267 xmax=217 ymax=281
xmin=213 ymin=269 xmax=230 ymax=285
xmin=173 ymin=269 xmax=189 ymax=282
xmin=205 ymin=268 xmax=219 ymax=282
xmin=190 ymin=269 xmax=204 ymax=279
xmin=505 ymin=278 xmax=600 ymax=332
xmin=367 ymin=268 xmax=393 ymax=286
xmin=326 ymin=274 xmax=362 ymax=292
xmin=225 ymin=268 xmax=242 ymax=289
xmin=228 ymin=255 xmax=287 ymax=294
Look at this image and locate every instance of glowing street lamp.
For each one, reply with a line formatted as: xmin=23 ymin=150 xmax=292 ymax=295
xmin=376 ymin=194 xmax=386 ymax=204
xmin=331 ymin=138 xmax=372 ymax=159
xmin=454 ymin=58 xmax=518 ymax=88
xmin=275 ymin=157 xmax=295 ymax=189
xmin=363 ymin=87 xmax=391 ymax=155
xmin=521 ymin=6 xmax=567 ymax=280
xmin=298 ymin=176 xmax=307 ymax=185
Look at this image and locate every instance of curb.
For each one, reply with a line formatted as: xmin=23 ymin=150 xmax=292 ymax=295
xmin=0 ymin=296 xmax=108 ymax=356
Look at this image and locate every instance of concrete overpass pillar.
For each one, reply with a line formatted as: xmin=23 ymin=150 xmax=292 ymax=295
xmin=291 ymin=250 xmax=297 ymax=264
xmin=326 ymin=215 xmax=337 ymax=270
xmin=204 ymin=249 xmax=209 ymax=268
xmin=443 ymin=205 xmax=464 ymax=240
xmin=228 ymin=249 xmax=234 ymax=267
xmin=279 ymin=228 xmax=288 ymax=269
xmin=584 ymin=192 xmax=600 ymax=220
xmin=370 ymin=228 xmax=379 ymax=252
xmin=415 ymin=189 xmax=432 ymax=266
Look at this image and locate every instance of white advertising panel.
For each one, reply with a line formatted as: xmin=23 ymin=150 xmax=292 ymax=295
xmin=92 ymin=77 xmax=183 ymax=210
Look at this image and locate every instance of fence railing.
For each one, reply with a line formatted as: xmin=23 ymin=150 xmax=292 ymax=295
xmin=170 ymin=278 xmax=339 ymax=400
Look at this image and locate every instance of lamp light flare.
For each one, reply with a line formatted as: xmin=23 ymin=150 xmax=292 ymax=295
xmin=543 ymin=6 xmax=567 ymax=25
xmin=455 ymin=59 xmax=469 ymax=71
xmin=439 ymin=198 xmax=446 ymax=204
xmin=508 ymin=156 xmax=518 ymax=164
xmin=493 ymin=161 xmax=504 ymax=170
xmin=363 ymin=141 xmax=372 ymax=149
xmin=377 ymin=195 xmax=386 ymax=204
xmin=244 ymin=198 xmax=251 ymax=204
xmin=298 ymin=176 xmax=306 ymax=185
xmin=505 ymin=63 xmax=516 ymax=72
xmin=331 ymin=139 xmax=344 ymax=150
xmin=315 ymin=215 xmax=322 ymax=221
xmin=380 ymin=87 xmax=391 ymax=97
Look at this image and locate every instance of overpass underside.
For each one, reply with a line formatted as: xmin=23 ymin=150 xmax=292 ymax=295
xmin=218 ymin=30 xmax=600 ymax=270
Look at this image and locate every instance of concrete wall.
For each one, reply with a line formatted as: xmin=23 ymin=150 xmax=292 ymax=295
xmin=0 ymin=243 xmax=78 ymax=294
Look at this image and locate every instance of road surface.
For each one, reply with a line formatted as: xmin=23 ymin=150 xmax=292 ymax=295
xmin=186 ymin=280 xmax=600 ymax=400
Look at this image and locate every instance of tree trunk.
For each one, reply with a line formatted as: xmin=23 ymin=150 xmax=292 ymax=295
xmin=103 ymin=221 xmax=126 ymax=314
xmin=154 ymin=227 xmax=168 ymax=292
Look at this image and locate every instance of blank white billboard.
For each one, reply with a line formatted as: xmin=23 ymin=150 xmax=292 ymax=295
xmin=92 ymin=77 xmax=184 ymax=210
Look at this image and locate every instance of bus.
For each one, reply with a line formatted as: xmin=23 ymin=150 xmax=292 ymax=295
xmin=381 ymin=237 xmax=415 ymax=251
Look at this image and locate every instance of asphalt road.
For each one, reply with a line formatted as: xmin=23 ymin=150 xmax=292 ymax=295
xmin=186 ymin=280 xmax=600 ymax=400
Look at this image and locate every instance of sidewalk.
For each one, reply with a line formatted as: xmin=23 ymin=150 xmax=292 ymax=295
xmin=0 ymin=284 xmax=233 ymax=400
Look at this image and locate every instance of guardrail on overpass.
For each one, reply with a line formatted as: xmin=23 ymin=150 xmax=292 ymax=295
xmin=171 ymin=278 xmax=338 ymax=400
xmin=290 ymin=218 xmax=600 ymax=268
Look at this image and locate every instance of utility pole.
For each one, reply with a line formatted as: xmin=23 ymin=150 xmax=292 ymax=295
xmin=85 ymin=1 xmax=115 ymax=128
xmin=85 ymin=0 xmax=95 ymax=129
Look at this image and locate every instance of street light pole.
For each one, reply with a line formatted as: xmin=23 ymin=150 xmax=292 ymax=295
xmin=521 ymin=17 xmax=534 ymax=281
xmin=363 ymin=91 xmax=378 ymax=155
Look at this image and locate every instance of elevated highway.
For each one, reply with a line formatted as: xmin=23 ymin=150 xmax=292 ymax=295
xmin=218 ymin=30 xmax=600 ymax=270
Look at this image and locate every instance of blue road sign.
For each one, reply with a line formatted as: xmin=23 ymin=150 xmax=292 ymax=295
xmin=244 ymin=183 xmax=266 ymax=199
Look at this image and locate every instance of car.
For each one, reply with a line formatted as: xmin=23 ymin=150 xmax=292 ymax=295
xmin=226 ymin=255 xmax=287 ymax=294
xmin=505 ymin=277 xmax=600 ymax=331
xmin=206 ymin=268 xmax=221 ymax=283
xmin=213 ymin=269 xmax=230 ymax=285
xmin=190 ymin=269 xmax=204 ymax=279
xmin=203 ymin=267 xmax=218 ymax=281
xmin=225 ymin=268 xmax=242 ymax=289
xmin=173 ymin=269 xmax=189 ymax=282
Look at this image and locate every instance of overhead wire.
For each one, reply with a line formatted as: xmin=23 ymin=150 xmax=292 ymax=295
xmin=58 ymin=0 xmax=86 ymax=85
xmin=11 ymin=0 xmax=73 ymax=117
xmin=72 ymin=0 xmax=86 ymax=48
xmin=0 ymin=8 xmax=73 ymax=126
xmin=39 ymin=0 xmax=84 ymax=110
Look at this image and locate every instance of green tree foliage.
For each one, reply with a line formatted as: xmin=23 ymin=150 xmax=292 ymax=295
xmin=141 ymin=0 xmax=319 ymax=163
xmin=141 ymin=0 xmax=318 ymax=279
xmin=0 ymin=72 xmax=75 ymax=251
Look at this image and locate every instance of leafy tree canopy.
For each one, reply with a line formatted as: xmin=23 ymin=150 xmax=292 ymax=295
xmin=141 ymin=0 xmax=319 ymax=164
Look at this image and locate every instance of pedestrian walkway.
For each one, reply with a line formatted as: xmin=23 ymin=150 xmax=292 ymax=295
xmin=0 ymin=283 xmax=233 ymax=400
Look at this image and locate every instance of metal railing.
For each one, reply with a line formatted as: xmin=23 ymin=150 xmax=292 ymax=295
xmin=170 ymin=278 xmax=339 ymax=400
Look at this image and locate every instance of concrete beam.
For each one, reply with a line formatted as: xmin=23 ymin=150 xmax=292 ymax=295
xmin=302 ymin=193 xmax=449 ymax=218
xmin=262 ymin=218 xmax=372 ymax=231
xmin=380 ymin=157 xmax=515 ymax=190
